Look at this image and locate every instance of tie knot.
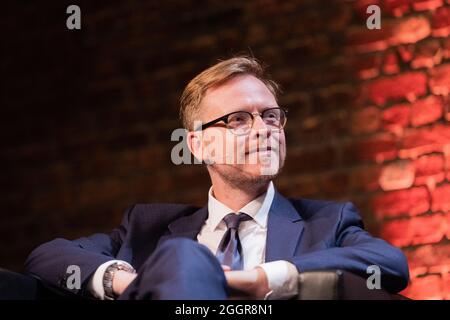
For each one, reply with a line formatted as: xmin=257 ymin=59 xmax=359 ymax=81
xmin=223 ymin=212 xmax=252 ymax=230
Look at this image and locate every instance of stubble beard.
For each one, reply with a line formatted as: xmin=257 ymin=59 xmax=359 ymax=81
xmin=208 ymin=156 xmax=285 ymax=191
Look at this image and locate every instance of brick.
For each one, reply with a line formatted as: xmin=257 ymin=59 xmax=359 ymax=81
xmin=382 ymin=0 xmax=410 ymax=17
xmin=346 ymin=25 xmax=393 ymax=53
xmin=431 ymin=6 xmax=450 ymax=37
xmin=410 ymin=96 xmax=443 ymax=127
xmin=443 ymin=273 xmax=450 ymax=300
xmin=382 ymin=104 xmax=410 ymax=132
xmin=443 ymin=38 xmax=450 ymax=59
xmin=391 ymin=16 xmax=431 ymax=45
xmin=343 ymin=133 xmax=398 ymax=164
xmin=382 ymin=50 xmax=400 ymax=74
xmin=350 ymin=106 xmax=381 ymax=134
xmin=403 ymin=275 xmax=443 ymax=300
xmin=352 ymin=55 xmax=381 ymax=79
xmin=400 ymin=124 xmax=450 ymax=158
xmin=353 ymin=0 xmax=382 ymax=20
xmin=373 ymin=186 xmax=430 ymax=218
xmin=444 ymin=145 xmax=450 ymax=181
xmin=398 ymin=44 xmax=415 ymax=62
xmin=411 ymin=0 xmax=444 ymax=11
xmin=414 ymin=153 xmax=446 ymax=186
xmin=381 ymin=218 xmax=413 ymax=247
xmin=432 ymin=183 xmax=450 ymax=211
xmin=379 ymin=160 xmax=415 ymax=191
xmin=411 ymin=213 xmax=447 ymax=245
xmin=411 ymin=40 xmax=442 ymax=69
xmin=346 ymin=17 xmax=430 ymax=53
xmin=447 ymin=211 xmax=450 ymax=239
xmin=366 ymin=72 xmax=427 ymax=105
xmin=430 ymin=64 xmax=450 ymax=95
xmin=382 ymin=213 xmax=446 ymax=247
xmin=405 ymin=243 xmax=450 ymax=271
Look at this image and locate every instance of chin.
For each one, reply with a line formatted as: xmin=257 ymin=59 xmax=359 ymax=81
xmin=210 ymin=163 xmax=278 ymax=188
xmin=236 ymin=163 xmax=281 ymax=181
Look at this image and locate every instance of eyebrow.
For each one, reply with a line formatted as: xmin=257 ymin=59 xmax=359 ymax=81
xmin=228 ymin=104 xmax=279 ymax=113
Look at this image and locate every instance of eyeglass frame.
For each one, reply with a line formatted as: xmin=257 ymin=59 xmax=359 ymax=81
xmin=194 ymin=107 xmax=288 ymax=135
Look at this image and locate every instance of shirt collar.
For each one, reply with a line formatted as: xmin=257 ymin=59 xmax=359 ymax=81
xmin=206 ymin=181 xmax=275 ymax=231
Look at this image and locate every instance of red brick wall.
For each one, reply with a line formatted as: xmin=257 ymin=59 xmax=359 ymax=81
xmin=1 ymin=1 xmax=449 ymax=299
xmin=346 ymin=0 xmax=450 ymax=300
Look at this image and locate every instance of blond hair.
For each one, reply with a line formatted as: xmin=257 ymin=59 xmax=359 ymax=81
xmin=179 ymin=56 xmax=281 ymax=131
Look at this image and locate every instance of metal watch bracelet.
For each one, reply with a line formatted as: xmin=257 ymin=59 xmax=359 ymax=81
xmin=102 ymin=262 xmax=136 ymax=300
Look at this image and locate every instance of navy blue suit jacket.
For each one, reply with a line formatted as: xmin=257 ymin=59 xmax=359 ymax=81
xmin=25 ymin=190 xmax=409 ymax=296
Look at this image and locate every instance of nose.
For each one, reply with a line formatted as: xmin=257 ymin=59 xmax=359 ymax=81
xmin=252 ymin=114 xmax=271 ymax=139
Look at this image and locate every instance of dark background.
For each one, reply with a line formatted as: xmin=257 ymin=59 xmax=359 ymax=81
xmin=2 ymin=0 xmax=450 ymax=299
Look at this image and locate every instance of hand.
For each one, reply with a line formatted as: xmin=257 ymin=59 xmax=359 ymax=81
xmin=112 ymin=270 xmax=138 ymax=296
xmin=222 ymin=266 xmax=270 ymax=299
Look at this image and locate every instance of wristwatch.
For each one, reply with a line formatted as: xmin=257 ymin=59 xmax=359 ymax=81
xmin=103 ymin=262 xmax=136 ymax=300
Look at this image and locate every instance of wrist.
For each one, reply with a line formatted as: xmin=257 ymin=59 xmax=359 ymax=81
xmin=103 ymin=262 xmax=136 ymax=300
xmin=112 ymin=270 xmax=137 ymax=296
xmin=254 ymin=267 xmax=270 ymax=299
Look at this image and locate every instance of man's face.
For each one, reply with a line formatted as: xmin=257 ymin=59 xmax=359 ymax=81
xmin=193 ymin=74 xmax=286 ymax=186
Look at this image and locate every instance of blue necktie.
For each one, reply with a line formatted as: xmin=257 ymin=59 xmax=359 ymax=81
xmin=216 ymin=213 xmax=252 ymax=270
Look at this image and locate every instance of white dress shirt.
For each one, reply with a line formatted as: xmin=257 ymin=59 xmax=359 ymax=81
xmin=88 ymin=182 xmax=298 ymax=299
xmin=197 ymin=181 xmax=298 ymax=299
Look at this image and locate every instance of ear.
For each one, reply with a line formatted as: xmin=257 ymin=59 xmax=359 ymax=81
xmin=187 ymin=130 xmax=204 ymax=162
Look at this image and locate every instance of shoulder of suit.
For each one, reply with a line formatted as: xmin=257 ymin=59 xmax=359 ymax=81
xmin=121 ymin=203 xmax=202 ymax=226
xmin=287 ymin=197 xmax=351 ymax=220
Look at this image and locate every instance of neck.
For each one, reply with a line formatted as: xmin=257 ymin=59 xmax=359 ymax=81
xmin=209 ymin=175 xmax=271 ymax=212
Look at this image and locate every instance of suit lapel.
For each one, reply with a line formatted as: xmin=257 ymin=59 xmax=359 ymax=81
xmin=265 ymin=190 xmax=304 ymax=262
xmin=155 ymin=189 xmax=304 ymax=261
xmin=157 ymin=205 xmax=208 ymax=245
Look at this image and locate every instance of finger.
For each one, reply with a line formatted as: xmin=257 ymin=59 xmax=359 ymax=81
xmin=221 ymin=265 xmax=231 ymax=272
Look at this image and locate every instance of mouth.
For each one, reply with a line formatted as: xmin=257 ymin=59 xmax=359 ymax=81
xmin=245 ymin=146 xmax=273 ymax=155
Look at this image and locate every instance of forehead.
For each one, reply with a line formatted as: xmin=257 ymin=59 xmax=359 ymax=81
xmin=199 ymin=75 xmax=277 ymax=118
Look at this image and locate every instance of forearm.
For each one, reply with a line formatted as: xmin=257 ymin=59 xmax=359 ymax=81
xmin=24 ymin=237 xmax=118 ymax=294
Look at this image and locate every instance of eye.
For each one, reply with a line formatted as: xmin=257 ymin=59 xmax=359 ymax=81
xmin=229 ymin=113 xmax=249 ymax=123
xmin=264 ymin=110 xmax=280 ymax=119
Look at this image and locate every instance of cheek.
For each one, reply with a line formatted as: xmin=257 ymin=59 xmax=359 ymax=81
xmin=203 ymin=130 xmax=241 ymax=162
xmin=201 ymin=130 xmax=226 ymax=160
xmin=271 ymin=131 xmax=285 ymax=147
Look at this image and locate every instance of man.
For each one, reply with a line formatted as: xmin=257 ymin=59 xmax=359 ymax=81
xmin=25 ymin=56 xmax=409 ymax=300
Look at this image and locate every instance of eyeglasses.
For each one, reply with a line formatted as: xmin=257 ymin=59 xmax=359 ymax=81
xmin=195 ymin=107 xmax=288 ymax=136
